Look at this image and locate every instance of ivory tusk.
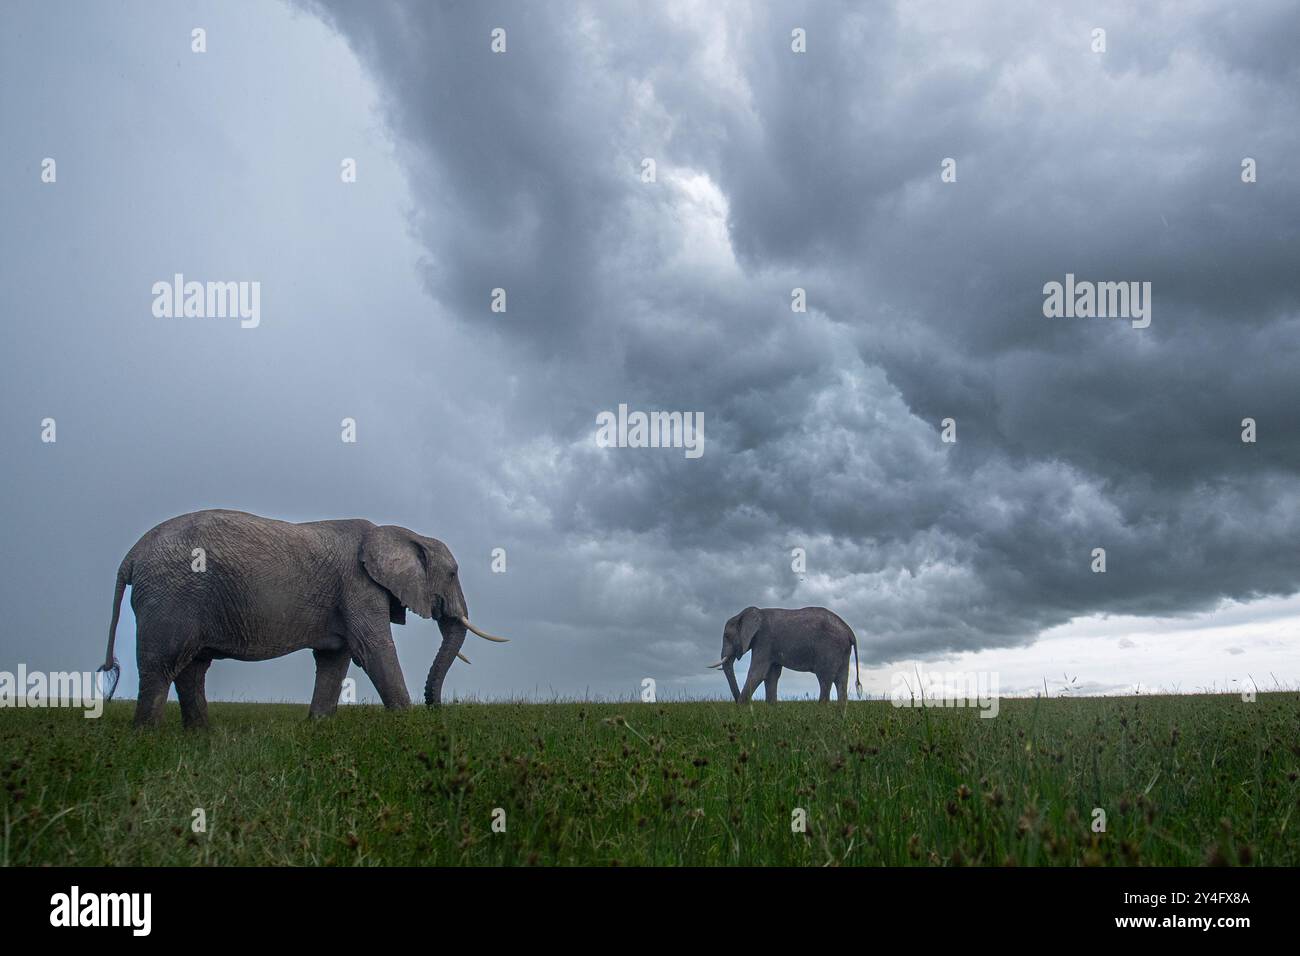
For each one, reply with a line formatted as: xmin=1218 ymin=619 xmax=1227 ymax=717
xmin=707 ymin=660 xmax=726 ymax=669
xmin=456 ymin=651 xmax=472 ymax=665
xmin=459 ymin=616 xmax=509 ymax=643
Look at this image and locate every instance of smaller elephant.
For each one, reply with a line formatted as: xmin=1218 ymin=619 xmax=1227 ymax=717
xmin=709 ymin=606 xmax=862 ymax=702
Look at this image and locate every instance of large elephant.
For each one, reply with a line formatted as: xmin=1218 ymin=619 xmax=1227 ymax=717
xmin=709 ymin=606 xmax=862 ymax=702
xmin=98 ymin=509 xmax=507 ymax=727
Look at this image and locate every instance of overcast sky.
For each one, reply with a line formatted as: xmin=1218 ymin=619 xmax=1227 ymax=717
xmin=2 ymin=0 xmax=1297 ymax=704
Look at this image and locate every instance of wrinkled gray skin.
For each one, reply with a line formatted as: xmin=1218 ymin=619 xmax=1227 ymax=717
xmin=719 ymin=606 xmax=862 ymax=703
xmin=102 ymin=510 xmax=473 ymax=728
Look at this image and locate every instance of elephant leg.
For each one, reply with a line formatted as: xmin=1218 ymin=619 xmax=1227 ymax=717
xmin=309 ymin=646 xmax=351 ymax=718
xmin=133 ymin=670 xmax=171 ymax=728
xmin=816 ymin=675 xmax=832 ymax=702
xmin=739 ymin=664 xmax=767 ymax=703
xmin=764 ymin=664 xmax=782 ymax=703
xmin=835 ymin=664 xmax=849 ymax=702
xmin=134 ymin=616 xmax=200 ymax=728
xmin=175 ymin=658 xmax=212 ymax=729
xmin=353 ymin=628 xmax=411 ymax=710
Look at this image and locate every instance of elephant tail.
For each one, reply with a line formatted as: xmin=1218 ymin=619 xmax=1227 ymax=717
xmin=99 ymin=558 xmax=130 ymax=700
xmin=852 ymin=634 xmax=862 ymax=699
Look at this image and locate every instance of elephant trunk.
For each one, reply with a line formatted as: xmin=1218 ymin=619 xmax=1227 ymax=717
xmin=425 ymin=617 xmax=467 ymax=706
xmin=722 ymin=658 xmax=741 ymax=702
xmin=443 ymin=580 xmax=468 ymax=624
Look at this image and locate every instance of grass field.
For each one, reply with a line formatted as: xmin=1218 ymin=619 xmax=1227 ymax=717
xmin=2 ymin=694 xmax=1297 ymax=866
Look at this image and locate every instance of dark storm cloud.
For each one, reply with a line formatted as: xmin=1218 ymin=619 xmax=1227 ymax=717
xmin=301 ymin=0 xmax=1300 ymax=667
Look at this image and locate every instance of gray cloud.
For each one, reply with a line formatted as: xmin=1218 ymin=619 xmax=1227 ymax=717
xmin=300 ymin=0 xmax=1300 ymax=664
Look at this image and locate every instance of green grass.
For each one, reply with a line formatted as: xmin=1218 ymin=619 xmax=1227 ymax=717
xmin=2 ymin=694 xmax=1297 ymax=866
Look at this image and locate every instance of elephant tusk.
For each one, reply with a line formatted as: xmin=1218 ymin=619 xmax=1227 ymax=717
xmin=707 ymin=660 xmax=726 ymax=669
xmin=459 ymin=616 xmax=509 ymax=643
xmin=456 ymin=652 xmax=472 ymax=665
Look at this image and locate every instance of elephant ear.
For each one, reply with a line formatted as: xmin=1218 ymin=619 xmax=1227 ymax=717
xmin=360 ymin=525 xmax=433 ymax=620
xmin=737 ymin=606 xmax=762 ymax=655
